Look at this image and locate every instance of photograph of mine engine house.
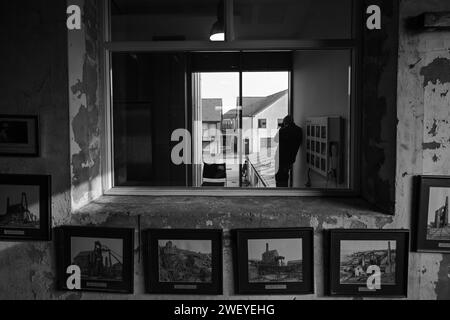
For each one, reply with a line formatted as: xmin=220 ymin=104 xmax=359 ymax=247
xmin=1 ymin=0 xmax=450 ymax=302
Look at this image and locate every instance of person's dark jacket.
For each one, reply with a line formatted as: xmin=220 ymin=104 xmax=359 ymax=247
xmin=278 ymin=123 xmax=302 ymax=167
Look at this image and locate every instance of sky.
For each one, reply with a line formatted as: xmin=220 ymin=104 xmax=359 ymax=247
xmin=427 ymin=187 xmax=450 ymax=223
xmin=200 ymin=72 xmax=289 ymax=113
xmin=159 ymin=239 xmax=212 ymax=254
xmin=340 ymin=240 xmax=396 ymax=260
xmin=248 ymin=238 xmax=302 ymax=262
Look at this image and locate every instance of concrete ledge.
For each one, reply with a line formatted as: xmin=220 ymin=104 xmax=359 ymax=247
xmin=71 ymin=195 xmax=394 ymax=231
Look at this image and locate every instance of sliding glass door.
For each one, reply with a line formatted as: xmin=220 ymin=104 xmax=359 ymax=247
xmin=193 ymin=71 xmax=290 ymax=188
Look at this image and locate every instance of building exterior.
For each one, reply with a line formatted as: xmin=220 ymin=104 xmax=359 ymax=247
xmin=201 ymin=98 xmax=222 ymax=157
xmin=223 ymin=90 xmax=288 ymax=156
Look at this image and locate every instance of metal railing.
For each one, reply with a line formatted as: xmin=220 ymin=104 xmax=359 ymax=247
xmin=244 ymin=158 xmax=268 ymax=188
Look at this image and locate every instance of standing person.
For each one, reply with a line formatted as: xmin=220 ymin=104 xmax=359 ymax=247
xmin=274 ymin=115 xmax=302 ymax=187
xmin=242 ymin=159 xmax=250 ymax=186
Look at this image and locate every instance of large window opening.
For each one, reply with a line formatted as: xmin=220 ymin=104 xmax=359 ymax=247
xmin=105 ymin=0 xmax=359 ymax=195
xmin=111 ymin=51 xmax=352 ymax=191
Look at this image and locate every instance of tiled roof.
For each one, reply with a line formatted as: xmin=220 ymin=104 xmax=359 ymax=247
xmin=224 ymin=89 xmax=288 ymax=119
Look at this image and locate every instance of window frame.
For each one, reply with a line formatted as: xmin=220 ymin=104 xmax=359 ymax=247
xmin=101 ymin=0 xmax=362 ymax=197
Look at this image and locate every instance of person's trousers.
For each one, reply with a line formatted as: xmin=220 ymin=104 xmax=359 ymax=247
xmin=275 ymin=166 xmax=291 ymax=187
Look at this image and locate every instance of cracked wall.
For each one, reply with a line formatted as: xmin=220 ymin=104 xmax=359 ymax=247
xmin=397 ymin=0 xmax=450 ymax=300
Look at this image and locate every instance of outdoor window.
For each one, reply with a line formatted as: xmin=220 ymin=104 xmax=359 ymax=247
xmin=258 ymin=119 xmax=267 ymax=129
xmin=105 ymin=0 xmax=358 ymax=194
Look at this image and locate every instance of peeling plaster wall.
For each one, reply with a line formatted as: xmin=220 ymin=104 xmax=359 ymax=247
xmin=67 ymin=0 xmax=103 ymax=211
xmin=397 ymin=0 xmax=450 ymax=300
xmin=1 ymin=0 xmax=450 ymax=300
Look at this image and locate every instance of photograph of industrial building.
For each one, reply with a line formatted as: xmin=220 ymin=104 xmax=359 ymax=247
xmin=247 ymin=239 xmax=302 ymax=283
xmin=158 ymin=240 xmax=213 ymax=283
xmin=340 ymin=240 xmax=396 ymax=285
xmin=427 ymin=187 xmax=450 ymax=241
xmin=70 ymin=237 xmax=124 ymax=281
xmin=0 ymin=185 xmax=40 ymax=229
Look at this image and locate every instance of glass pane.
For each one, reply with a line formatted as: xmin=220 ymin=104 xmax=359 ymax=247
xmin=292 ymin=50 xmax=351 ymax=189
xmin=112 ymin=52 xmax=188 ymax=187
xmin=111 ymin=0 xmax=224 ymax=41
xmin=242 ymin=72 xmax=290 ymax=188
xmin=233 ymin=0 xmax=352 ymax=40
xmin=194 ymin=73 xmax=240 ymax=187
xmin=111 ymin=51 xmax=352 ymax=190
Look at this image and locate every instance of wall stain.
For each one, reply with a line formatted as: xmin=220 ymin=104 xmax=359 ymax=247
xmin=422 ymin=142 xmax=442 ymax=150
xmin=428 ymin=120 xmax=438 ymax=137
xmin=435 ymin=255 xmax=450 ymax=299
xmin=420 ymin=57 xmax=450 ymax=87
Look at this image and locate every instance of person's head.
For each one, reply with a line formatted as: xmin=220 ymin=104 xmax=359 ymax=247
xmin=282 ymin=115 xmax=294 ymax=127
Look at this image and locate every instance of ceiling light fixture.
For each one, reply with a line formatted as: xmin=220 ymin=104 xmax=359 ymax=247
xmin=210 ymin=0 xmax=225 ymax=41
xmin=210 ymin=21 xmax=225 ymax=41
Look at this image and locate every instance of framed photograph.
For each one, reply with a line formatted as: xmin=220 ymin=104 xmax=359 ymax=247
xmin=144 ymin=229 xmax=223 ymax=294
xmin=56 ymin=226 xmax=134 ymax=293
xmin=326 ymin=229 xmax=409 ymax=297
xmin=0 ymin=174 xmax=51 ymax=241
xmin=233 ymin=228 xmax=314 ymax=295
xmin=414 ymin=175 xmax=450 ymax=252
xmin=0 ymin=115 xmax=39 ymax=156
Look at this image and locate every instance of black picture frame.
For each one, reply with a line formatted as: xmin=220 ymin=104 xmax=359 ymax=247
xmin=414 ymin=175 xmax=450 ymax=252
xmin=233 ymin=228 xmax=314 ymax=295
xmin=326 ymin=229 xmax=409 ymax=297
xmin=56 ymin=226 xmax=135 ymax=294
xmin=0 ymin=115 xmax=39 ymax=157
xmin=0 ymin=174 xmax=51 ymax=241
xmin=144 ymin=229 xmax=223 ymax=295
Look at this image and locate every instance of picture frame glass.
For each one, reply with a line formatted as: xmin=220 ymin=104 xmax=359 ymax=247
xmin=158 ymin=239 xmax=213 ymax=283
xmin=328 ymin=230 xmax=409 ymax=297
xmin=0 ymin=174 xmax=51 ymax=241
xmin=58 ymin=227 xmax=134 ymax=293
xmin=145 ymin=229 xmax=222 ymax=294
xmin=71 ymin=236 xmax=125 ymax=282
xmin=0 ymin=184 xmax=40 ymax=229
xmin=247 ymin=238 xmax=303 ymax=283
xmin=426 ymin=186 xmax=450 ymax=241
xmin=235 ymin=228 xmax=314 ymax=294
xmin=0 ymin=116 xmax=38 ymax=156
xmin=415 ymin=176 xmax=450 ymax=252
xmin=339 ymin=240 xmax=397 ymax=286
